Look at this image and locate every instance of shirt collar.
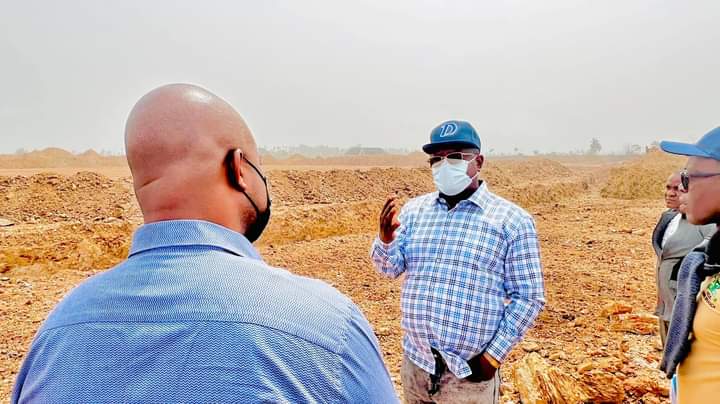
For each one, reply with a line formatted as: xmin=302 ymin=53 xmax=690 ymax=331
xmin=129 ymin=219 xmax=263 ymax=261
xmin=667 ymin=209 xmax=685 ymax=220
xmin=435 ymin=181 xmax=490 ymax=211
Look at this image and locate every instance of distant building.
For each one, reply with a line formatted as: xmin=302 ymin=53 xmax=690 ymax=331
xmin=345 ymin=147 xmax=387 ymax=156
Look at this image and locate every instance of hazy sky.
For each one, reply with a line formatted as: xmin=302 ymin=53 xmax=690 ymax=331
xmin=1 ymin=0 xmax=719 ymax=154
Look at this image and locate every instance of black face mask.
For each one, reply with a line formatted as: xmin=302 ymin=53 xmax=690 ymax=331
xmin=225 ymin=150 xmax=272 ymax=243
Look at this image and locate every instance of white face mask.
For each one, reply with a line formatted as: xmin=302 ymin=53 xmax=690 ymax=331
xmin=432 ymin=159 xmax=478 ymax=196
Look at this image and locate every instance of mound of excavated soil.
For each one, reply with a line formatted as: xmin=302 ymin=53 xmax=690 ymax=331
xmin=263 ymin=152 xmax=428 ymax=167
xmin=0 ymin=172 xmax=133 ymax=223
xmin=268 ymin=168 xmax=433 ymax=206
xmin=0 ymin=158 xmax=587 ymax=229
xmin=601 ymin=151 xmax=686 ymax=200
xmin=0 ymin=157 xmax=588 ymax=269
xmin=269 ymin=158 xmax=577 ymax=207
xmin=261 ymin=158 xmax=589 ymax=247
xmin=1 ymin=158 xmax=671 ymax=403
xmin=0 ymin=148 xmax=127 ymax=169
xmin=0 ymin=222 xmax=132 ymax=275
xmin=484 ymin=158 xmax=574 ymax=184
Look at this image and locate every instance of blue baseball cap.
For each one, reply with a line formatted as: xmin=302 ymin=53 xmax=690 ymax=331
xmin=660 ymin=127 xmax=720 ymax=160
xmin=422 ymin=120 xmax=482 ymax=154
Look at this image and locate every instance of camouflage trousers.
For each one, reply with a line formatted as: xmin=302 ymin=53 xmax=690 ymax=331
xmin=401 ymin=355 xmax=500 ymax=404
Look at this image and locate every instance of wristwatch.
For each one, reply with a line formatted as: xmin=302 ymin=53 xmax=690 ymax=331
xmin=483 ymin=352 xmax=501 ymax=368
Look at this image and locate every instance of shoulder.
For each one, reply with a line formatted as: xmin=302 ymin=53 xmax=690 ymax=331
xmin=219 ymin=260 xmax=369 ymax=354
xmin=402 ymin=193 xmax=436 ymax=212
xmin=483 ymin=190 xmax=536 ymax=236
xmin=652 ymin=211 xmax=672 ymax=232
xmin=654 ymin=210 xmax=669 ymax=226
xmin=255 ymin=267 xmax=386 ymax=374
xmin=398 ymin=193 xmax=437 ymax=220
xmin=37 ymin=265 xmax=123 ymax=332
xmin=40 ymin=255 xmax=370 ymax=355
xmin=267 ymin=265 xmax=358 ymax=318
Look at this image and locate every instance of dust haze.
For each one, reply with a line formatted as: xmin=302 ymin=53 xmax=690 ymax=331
xmin=2 ymin=1 xmax=719 ymax=155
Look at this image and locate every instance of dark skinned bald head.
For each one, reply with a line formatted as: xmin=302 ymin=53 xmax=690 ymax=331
xmin=124 ymin=84 xmax=266 ymax=235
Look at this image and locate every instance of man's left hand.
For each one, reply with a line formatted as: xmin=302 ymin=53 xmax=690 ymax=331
xmin=466 ymin=352 xmax=499 ymax=382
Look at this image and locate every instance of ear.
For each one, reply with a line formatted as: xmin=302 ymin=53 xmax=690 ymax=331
xmin=230 ymin=149 xmax=249 ymax=192
xmin=475 ymin=154 xmax=485 ymax=170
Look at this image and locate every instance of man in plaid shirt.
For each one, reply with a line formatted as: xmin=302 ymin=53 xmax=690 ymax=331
xmin=370 ymin=120 xmax=545 ymax=403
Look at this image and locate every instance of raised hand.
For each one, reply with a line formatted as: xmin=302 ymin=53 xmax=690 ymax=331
xmin=379 ymin=196 xmax=401 ymax=244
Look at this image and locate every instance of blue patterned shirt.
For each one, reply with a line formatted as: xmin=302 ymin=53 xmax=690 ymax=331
xmin=14 ymin=220 xmax=397 ymax=404
xmin=370 ymin=183 xmax=545 ymax=378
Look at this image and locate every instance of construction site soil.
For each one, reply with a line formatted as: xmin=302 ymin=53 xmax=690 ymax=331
xmin=0 ymin=150 xmax=688 ymax=403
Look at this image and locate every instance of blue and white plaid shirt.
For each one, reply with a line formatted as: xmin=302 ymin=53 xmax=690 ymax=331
xmin=371 ymin=182 xmax=545 ymax=378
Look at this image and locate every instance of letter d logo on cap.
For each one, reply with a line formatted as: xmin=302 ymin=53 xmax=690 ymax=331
xmin=439 ymin=122 xmax=458 ymax=137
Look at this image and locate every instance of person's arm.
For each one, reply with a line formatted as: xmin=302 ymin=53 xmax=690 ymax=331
xmin=11 ymin=357 xmax=29 ymax=404
xmin=11 ymin=330 xmax=46 ymax=404
xmin=651 ymin=214 xmax=665 ymax=257
xmin=484 ymin=217 xmax=545 ymax=364
xmin=369 ymin=197 xmax=409 ymax=279
xmin=338 ymin=306 xmax=400 ymax=403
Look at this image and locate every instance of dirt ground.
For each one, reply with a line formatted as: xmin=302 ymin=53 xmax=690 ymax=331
xmin=0 ymin=151 xmax=686 ymax=403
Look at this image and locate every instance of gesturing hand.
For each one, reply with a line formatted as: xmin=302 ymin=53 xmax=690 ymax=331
xmin=379 ymin=196 xmax=401 ymax=244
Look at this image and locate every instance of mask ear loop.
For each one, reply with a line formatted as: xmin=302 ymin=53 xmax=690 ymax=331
xmin=225 ymin=149 xmax=264 ymax=215
xmin=469 ymin=154 xmax=482 ymax=182
xmin=239 ymin=152 xmax=272 ymax=210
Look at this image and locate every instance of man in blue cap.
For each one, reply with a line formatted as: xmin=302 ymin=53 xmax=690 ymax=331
xmin=370 ymin=120 xmax=545 ymax=403
xmin=659 ymin=127 xmax=720 ymax=404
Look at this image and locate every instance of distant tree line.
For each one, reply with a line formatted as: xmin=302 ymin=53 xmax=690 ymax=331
xmin=260 ymin=144 xmax=412 ymax=158
xmin=12 ymin=148 xmax=124 ymax=156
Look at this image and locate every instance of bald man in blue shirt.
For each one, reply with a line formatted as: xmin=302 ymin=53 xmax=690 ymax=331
xmin=12 ymin=84 xmax=397 ymax=404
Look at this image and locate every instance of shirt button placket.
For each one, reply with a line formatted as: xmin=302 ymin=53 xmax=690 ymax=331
xmin=436 ymin=210 xmax=450 ymax=264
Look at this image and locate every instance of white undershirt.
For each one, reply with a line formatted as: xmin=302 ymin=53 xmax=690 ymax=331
xmin=662 ymin=213 xmax=682 ymax=248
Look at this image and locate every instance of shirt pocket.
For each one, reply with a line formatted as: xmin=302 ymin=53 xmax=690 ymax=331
xmin=404 ymin=223 xmax=443 ymax=271
xmin=465 ymin=226 xmax=506 ymax=276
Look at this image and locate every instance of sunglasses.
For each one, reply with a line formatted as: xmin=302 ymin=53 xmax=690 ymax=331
xmin=427 ymin=152 xmax=477 ymax=168
xmin=680 ymin=169 xmax=720 ymax=190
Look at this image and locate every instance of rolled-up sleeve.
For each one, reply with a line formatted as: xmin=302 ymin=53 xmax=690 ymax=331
xmin=486 ymin=217 xmax=545 ymax=362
